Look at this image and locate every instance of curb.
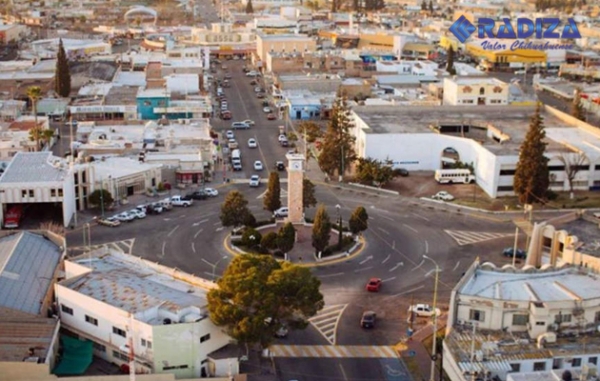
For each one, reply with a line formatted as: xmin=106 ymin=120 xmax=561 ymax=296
xmin=222 ymin=233 xmax=367 ymax=268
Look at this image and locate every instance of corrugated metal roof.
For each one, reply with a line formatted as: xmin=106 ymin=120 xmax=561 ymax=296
xmin=0 ymin=317 xmax=58 ymax=362
xmin=0 ymin=152 xmax=68 ymax=184
xmin=0 ymin=232 xmax=62 ymax=315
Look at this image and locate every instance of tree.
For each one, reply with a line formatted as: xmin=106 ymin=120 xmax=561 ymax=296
xmin=352 ymin=0 xmax=359 ymax=11
xmin=220 ymin=191 xmax=254 ymax=228
xmin=245 ymin=0 xmax=254 ymax=13
xmin=513 ymin=104 xmax=549 ymax=204
xmin=312 ymin=205 xmax=331 ymax=254
xmin=317 ymin=91 xmax=356 ymax=180
xmin=242 ymin=228 xmax=262 ymax=248
xmin=331 ymin=0 xmax=337 ymax=12
xmin=261 ymin=232 xmax=278 ymax=251
xmin=207 ymin=255 xmax=323 ymax=352
xmin=557 ymin=152 xmax=588 ymax=199
xmin=348 ymin=206 xmax=368 ymax=235
xmin=446 ymin=46 xmax=456 ymax=75
xmin=355 ymin=157 xmax=398 ymax=187
xmin=54 ymin=39 xmax=71 ymax=98
xmin=26 ymin=86 xmax=43 ymax=151
xmin=298 ymin=121 xmax=323 ymax=143
xmin=421 ymin=0 xmax=427 ymax=10
xmin=303 ymin=178 xmax=317 ymax=209
xmin=571 ymin=88 xmax=586 ymax=121
xmin=88 ymin=189 xmax=113 ymax=210
xmin=263 ymin=172 xmax=281 ymax=212
xmin=428 ymin=0 xmax=433 ymax=12
xmin=277 ymin=222 xmax=296 ymax=253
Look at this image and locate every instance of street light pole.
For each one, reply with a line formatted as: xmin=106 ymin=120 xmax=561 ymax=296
xmin=100 ymin=177 xmax=105 ymax=218
xmin=423 ymin=255 xmax=440 ymax=381
xmin=336 ymin=204 xmax=342 ymax=250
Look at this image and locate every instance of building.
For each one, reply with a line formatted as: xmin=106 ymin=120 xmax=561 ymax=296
xmin=350 ymin=105 xmax=600 ymax=198
xmin=275 ymin=73 xmax=342 ymax=93
xmin=256 ymin=33 xmax=316 ymax=62
xmin=443 ymin=259 xmax=600 ymax=381
xmin=188 ymin=23 xmax=256 ymax=56
xmin=0 ymin=152 xmax=76 ymax=227
xmin=0 ymin=24 xmax=27 ymax=44
xmin=442 ymin=77 xmax=509 ymax=106
xmin=0 ymin=230 xmax=63 ymax=381
xmin=30 ymin=38 xmax=111 ymax=60
xmin=56 ymin=248 xmax=236 ymax=379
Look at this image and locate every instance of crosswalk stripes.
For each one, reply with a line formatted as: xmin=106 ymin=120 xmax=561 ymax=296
xmin=444 ymin=230 xmax=513 ymax=246
xmin=268 ymin=345 xmax=398 ymax=358
xmin=308 ymin=304 xmax=347 ymax=345
xmin=69 ymin=239 xmax=136 ymax=255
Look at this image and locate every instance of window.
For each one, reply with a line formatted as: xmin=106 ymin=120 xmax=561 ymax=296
xmin=479 ymin=87 xmax=485 ymax=95
xmin=113 ymin=327 xmax=126 ymax=337
xmin=112 ymin=350 xmax=129 ymax=361
xmin=163 ymin=365 xmax=189 ymax=370
xmin=141 ymin=338 xmax=146 ymax=346
xmin=595 ymin=311 xmax=600 ymax=322
xmin=499 ymin=169 xmax=516 ymax=176
xmin=509 ymin=363 xmax=520 ymax=372
xmin=533 ymin=362 xmax=546 ymax=371
xmin=21 ymin=189 xmax=27 ymax=198
xmin=497 ymin=185 xmax=514 ymax=192
xmin=93 ymin=342 xmax=106 ymax=352
xmin=141 ymin=338 xmax=152 ymax=348
xmin=572 ymin=358 xmax=582 ymax=367
xmin=548 ymin=165 xmax=565 ymax=171
xmin=58 ymin=189 xmax=63 ymax=197
xmin=85 ymin=315 xmax=98 ymax=326
xmin=61 ymin=304 xmax=73 ymax=315
xmin=200 ymin=334 xmax=211 ymax=343
xmin=536 ymin=321 xmax=546 ymax=326
xmin=512 ymin=314 xmax=528 ymax=326
xmin=589 ymin=357 xmax=598 ymax=365
xmin=555 ymin=314 xmax=572 ymax=324
xmin=51 ymin=189 xmax=56 ymax=197
xmin=469 ymin=309 xmax=485 ymax=322
xmin=29 ymin=190 xmax=34 ymax=197
xmin=74 ymin=173 xmax=79 ymax=185
xmin=143 ymin=100 xmax=151 ymax=106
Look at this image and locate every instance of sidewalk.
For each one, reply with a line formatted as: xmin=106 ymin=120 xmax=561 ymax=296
xmin=400 ymin=318 xmax=447 ymax=381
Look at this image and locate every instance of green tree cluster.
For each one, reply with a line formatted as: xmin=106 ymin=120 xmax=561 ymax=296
xmin=54 ymin=39 xmax=71 ymax=98
xmin=355 ymin=157 xmax=398 ymax=187
xmin=312 ymin=205 xmax=331 ymax=254
xmin=220 ymin=191 xmax=255 ymax=228
xmin=571 ymin=88 xmax=586 ymax=122
xmin=303 ymin=178 xmax=317 ymax=209
xmin=27 ymin=86 xmax=54 ymax=151
xmin=363 ymin=0 xmax=385 ymax=11
xmin=446 ymin=46 xmax=456 ymax=75
xmin=88 ymin=189 xmax=114 ymax=210
xmin=208 ymin=255 xmax=324 ymax=351
xmin=513 ymin=104 xmax=549 ymax=204
xmin=317 ymin=91 xmax=356 ymax=179
xmin=297 ymin=121 xmax=323 ymax=143
xmin=263 ymin=172 xmax=281 ymax=212
xmin=277 ymin=222 xmax=296 ymax=253
xmin=348 ymin=206 xmax=369 ymax=235
xmin=245 ymin=0 xmax=254 ymax=13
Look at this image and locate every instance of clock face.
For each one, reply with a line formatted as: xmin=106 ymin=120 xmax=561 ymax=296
xmin=291 ymin=161 xmax=302 ymax=170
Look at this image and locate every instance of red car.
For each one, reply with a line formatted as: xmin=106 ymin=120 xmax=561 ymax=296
xmin=366 ymin=278 xmax=382 ymax=292
xmin=267 ymin=113 xmax=276 ymax=120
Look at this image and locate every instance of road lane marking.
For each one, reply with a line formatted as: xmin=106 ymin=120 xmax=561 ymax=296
xmin=382 ymin=254 xmax=391 ymax=264
xmin=402 ymin=224 xmax=418 ymax=233
xmin=339 ymin=364 xmax=348 ymax=381
xmin=194 ymin=229 xmax=204 ymax=239
xmin=193 ymin=219 xmax=209 ymax=226
xmin=413 ymin=260 xmax=424 ymax=270
xmin=389 ymin=285 xmax=425 ymax=298
xmin=425 ymin=240 xmax=429 ymax=253
xmin=320 ymin=272 xmax=345 ymax=278
xmin=412 ymin=213 xmax=429 ymax=221
xmin=453 ymin=261 xmax=461 ymax=271
xmin=379 ymin=214 xmax=394 ymax=222
xmin=160 ymin=241 xmax=166 ymax=258
xmin=167 ymin=225 xmax=179 ymax=237
xmin=425 ymin=268 xmax=442 ymax=277
xmin=353 ymin=266 xmax=373 ymax=273
xmin=377 ymin=227 xmax=390 ymax=235
xmin=392 ymin=240 xmax=396 ymax=249
xmin=382 ymin=277 xmax=396 ymax=283
xmin=389 ymin=262 xmax=403 ymax=272
xmin=216 ymin=227 xmax=224 ymax=232
xmin=192 ymin=242 xmax=196 ymax=253
xmin=201 ymin=258 xmax=214 ymax=266
xmin=213 ymin=222 xmax=221 ymax=226
xmin=359 ymin=256 xmax=373 ymax=265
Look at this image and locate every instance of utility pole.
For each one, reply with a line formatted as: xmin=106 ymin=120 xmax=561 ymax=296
xmin=100 ymin=177 xmax=105 ymax=218
xmin=524 ymin=204 xmax=533 ymax=252
xmin=424 ymin=255 xmax=440 ymax=381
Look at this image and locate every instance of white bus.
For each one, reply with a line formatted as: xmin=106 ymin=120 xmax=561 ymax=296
xmin=434 ymin=169 xmax=475 ymax=184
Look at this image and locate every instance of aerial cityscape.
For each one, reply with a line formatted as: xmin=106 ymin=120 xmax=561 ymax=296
xmin=0 ymin=0 xmax=600 ymax=381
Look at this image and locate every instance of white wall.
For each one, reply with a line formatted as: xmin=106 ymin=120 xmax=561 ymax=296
xmin=166 ymin=74 xmax=200 ymax=94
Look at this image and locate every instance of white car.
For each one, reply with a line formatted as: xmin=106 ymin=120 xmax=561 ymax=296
xmin=248 ymin=138 xmax=258 ymax=148
xmin=273 ymin=207 xmax=289 ymax=218
xmin=115 ymin=212 xmax=135 ymax=222
xmin=242 ymin=119 xmax=255 ymax=126
xmin=129 ymin=209 xmax=146 ymax=219
xmin=246 ymin=70 xmax=258 ymax=77
xmin=204 ymin=188 xmax=219 ymax=197
xmin=254 ymin=161 xmax=263 ymax=171
xmin=249 ymin=175 xmax=260 ymax=187
xmin=254 ymin=87 xmax=262 ymax=93
xmin=432 ymin=191 xmax=455 ymax=201
xmin=278 ymin=134 xmax=287 ymax=142
xmin=226 ymin=130 xmax=235 ymax=139
xmin=407 ymin=304 xmax=441 ymax=318
xmin=263 ymin=107 xmax=271 ymax=113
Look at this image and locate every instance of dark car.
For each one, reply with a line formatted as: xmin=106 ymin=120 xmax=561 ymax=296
xmin=396 ymin=168 xmax=409 ymax=177
xmin=186 ymin=191 xmax=208 ymax=200
xmin=503 ymin=248 xmax=527 ymax=259
xmin=275 ymin=161 xmax=285 ymax=171
xmin=361 ymin=311 xmax=376 ymax=328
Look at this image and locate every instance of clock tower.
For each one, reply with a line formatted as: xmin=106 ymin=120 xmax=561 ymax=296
xmin=286 ymin=153 xmax=305 ymax=224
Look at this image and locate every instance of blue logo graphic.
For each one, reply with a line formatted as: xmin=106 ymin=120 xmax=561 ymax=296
xmin=449 ymin=16 xmax=476 ymax=43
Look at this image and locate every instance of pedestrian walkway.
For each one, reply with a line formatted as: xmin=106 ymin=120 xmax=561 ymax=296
xmin=69 ymin=238 xmax=135 ymax=255
xmin=307 ymin=304 xmax=347 ymax=344
xmin=269 ymin=345 xmax=398 ymax=358
xmin=444 ymin=230 xmax=513 ymax=246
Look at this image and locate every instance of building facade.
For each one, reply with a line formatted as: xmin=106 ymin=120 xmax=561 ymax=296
xmin=442 ymin=77 xmax=509 ymax=106
xmin=256 ymin=33 xmax=317 ymax=62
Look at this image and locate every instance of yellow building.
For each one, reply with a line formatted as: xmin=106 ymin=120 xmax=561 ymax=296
xmin=439 ymin=35 xmax=461 ymax=51
xmin=466 ymin=40 xmax=547 ymax=68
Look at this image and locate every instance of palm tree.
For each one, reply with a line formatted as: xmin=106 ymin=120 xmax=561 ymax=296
xmin=26 ymin=86 xmax=42 ymax=151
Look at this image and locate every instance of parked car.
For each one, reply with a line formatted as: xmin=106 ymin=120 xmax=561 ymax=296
xmin=226 ymin=130 xmax=235 ymax=139
xmin=407 ymin=304 xmax=440 ymax=318
xmin=246 ymin=70 xmax=258 ymax=77
xmin=503 ymin=247 xmax=527 ymax=259
xmin=397 ymin=168 xmax=409 ymax=177
xmin=186 ymin=191 xmax=208 ymax=200
xmin=256 ymin=93 xmax=265 ymax=99
xmin=267 ymin=113 xmax=276 ymax=120
xmin=249 ymin=175 xmax=260 ymax=187
xmin=96 ymin=217 xmax=120 ymax=227
xmin=274 ymin=325 xmax=289 ymax=338
xmin=204 ymin=188 xmax=219 ymax=197
xmin=228 ymin=139 xmax=238 ymax=149
xmin=273 ymin=207 xmax=289 ymax=218
xmin=248 ymin=138 xmax=258 ymax=148
xmin=432 ymin=191 xmax=455 ymax=201
xmin=129 ymin=209 xmax=146 ymax=219
xmin=242 ymin=119 xmax=255 ymax=126
xmin=366 ymin=278 xmax=382 ymax=292
xmin=254 ymin=87 xmax=262 ymax=93
xmin=278 ymin=134 xmax=287 ymax=142
xmin=263 ymin=107 xmax=272 ymax=113
xmin=254 ymin=161 xmax=263 ymax=171
xmin=360 ymin=311 xmax=376 ymax=328
xmin=250 ymin=80 xmax=257 ymax=85
xmin=115 ymin=212 xmax=135 ymax=222
xmin=149 ymin=203 xmax=164 ymax=214
xmin=280 ymin=139 xmax=289 ymax=147
xmin=171 ymin=195 xmax=193 ymax=207
xmin=275 ymin=161 xmax=285 ymax=171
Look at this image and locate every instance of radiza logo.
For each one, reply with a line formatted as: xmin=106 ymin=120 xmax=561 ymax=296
xmin=449 ymin=17 xmax=582 ymax=44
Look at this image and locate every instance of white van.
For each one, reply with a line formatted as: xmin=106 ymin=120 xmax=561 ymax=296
xmin=231 ymin=149 xmax=241 ymax=160
xmin=231 ymin=122 xmax=250 ymax=130
xmin=434 ymin=169 xmax=475 ymax=184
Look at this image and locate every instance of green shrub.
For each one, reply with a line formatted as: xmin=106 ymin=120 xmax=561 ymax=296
xmin=242 ymin=228 xmax=262 ymax=247
xmin=261 ymin=232 xmax=278 ymax=251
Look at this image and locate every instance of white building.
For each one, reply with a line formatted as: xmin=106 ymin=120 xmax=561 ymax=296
xmin=443 ymin=259 xmax=600 ymax=381
xmin=188 ymin=23 xmax=255 ymax=50
xmin=442 ymin=77 xmax=510 ymax=106
xmin=0 ymin=152 xmax=76 ymax=227
xmin=55 ymin=248 xmax=236 ymax=379
xmin=29 ymin=38 xmax=111 ymax=60
xmin=350 ymin=105 xmax=600 ymax=198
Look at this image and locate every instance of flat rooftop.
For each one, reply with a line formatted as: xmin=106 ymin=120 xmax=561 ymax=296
xmin=0 ymin=232 xmax=62 ymax=315
xmin=459 ymin=266 xmax=600 ymax=302
xmin=61 ymin=249 xmax=214 ymax=324
xmin=0 ymin=317 xmax=59 ymax=362
xmin=0 ymin=152 xmax=69 ymax=184
xmin=352 ymin=105 xmax=572 ymax=156
xmin=557 ymin=219 xmax=600 ymax=257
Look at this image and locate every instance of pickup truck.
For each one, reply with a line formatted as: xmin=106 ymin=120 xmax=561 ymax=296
xmin=170 ymin=195 xmax=193 ymax=207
